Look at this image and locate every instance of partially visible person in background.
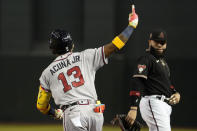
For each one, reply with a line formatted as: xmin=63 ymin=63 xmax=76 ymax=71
xmin=126 ymin=29 xmax=181 ymax=131
xmin=36 ymin=5 xmax=138 ymax=131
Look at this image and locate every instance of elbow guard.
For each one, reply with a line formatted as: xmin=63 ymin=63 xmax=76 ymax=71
xmin=36 ymin=86 xmax=52 ymax=114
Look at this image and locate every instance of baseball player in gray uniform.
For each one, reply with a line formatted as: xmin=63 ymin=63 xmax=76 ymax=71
xmin=36 ymin=6 xmax=138 ymax=131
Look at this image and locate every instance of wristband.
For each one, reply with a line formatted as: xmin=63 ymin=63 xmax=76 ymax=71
xmin=112 ymin=36 xmax=125 ymax=49
xmin=130 ymin=95 xmax=140 ymax=106
xmin=130 ymin=108 xmax=137 ymax=111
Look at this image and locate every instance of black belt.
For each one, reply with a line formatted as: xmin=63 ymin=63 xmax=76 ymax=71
xmin=61 ymin=101 xmax=79 ymax=111
xmin=156 ymin=96 xmax=170 ymax=104
xmin=61 ymin=100 xmax=93 ymax=111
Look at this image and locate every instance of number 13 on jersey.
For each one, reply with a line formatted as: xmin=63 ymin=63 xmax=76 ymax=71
xmin=58 ymin=66 xmax=85 ymax=93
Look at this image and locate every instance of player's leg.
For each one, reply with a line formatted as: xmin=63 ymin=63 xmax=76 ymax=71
xmin=63 ymin=105 xmax=88 ymax=131
xmin=63 ymin=104 xmax=104 ymax=131
xmin=80 ymin=104 xmax=104 ymax=131
xmin=89 ymin=112 xmax=104 ymax=131
xmin=151 ymin=100 xmax=171 ymax=131
xmin=139 ymin=97 xmax=172 ymax=131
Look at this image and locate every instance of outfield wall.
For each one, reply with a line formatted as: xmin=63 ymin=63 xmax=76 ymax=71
xmin=0 ymin=56 xmax=196 ymax=127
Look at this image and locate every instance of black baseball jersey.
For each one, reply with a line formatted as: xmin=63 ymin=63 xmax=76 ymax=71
xmin=131 ymin=51 xmax=176 ymax=98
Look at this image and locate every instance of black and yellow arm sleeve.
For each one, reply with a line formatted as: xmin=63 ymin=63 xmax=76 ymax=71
xmin=36 ymin=85 xmax=52 ymax=115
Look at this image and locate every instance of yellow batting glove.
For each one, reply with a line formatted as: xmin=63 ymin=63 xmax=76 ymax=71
xmin=129 ymin=5 xmax=138 ymax=28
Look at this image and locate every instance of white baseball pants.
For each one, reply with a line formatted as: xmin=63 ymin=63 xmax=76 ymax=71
xmin=139 ymin=95 xmax=172 ymax=131
xmin=63 ymin=104 xmax=104 ymax=131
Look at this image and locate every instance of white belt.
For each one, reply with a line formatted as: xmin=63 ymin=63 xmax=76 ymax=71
xmin=77 ymin=99 xmax=92 ymax=105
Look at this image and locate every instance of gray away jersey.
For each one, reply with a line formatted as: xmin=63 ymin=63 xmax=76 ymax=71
xmin=39 ymin=47 xmax=108 ymax=106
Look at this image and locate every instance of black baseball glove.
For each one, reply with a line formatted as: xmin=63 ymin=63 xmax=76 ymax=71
xmin=111 ymin=114 xmax=142 ymax=131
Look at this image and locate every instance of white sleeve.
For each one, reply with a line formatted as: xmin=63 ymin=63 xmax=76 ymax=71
xmin=83 ymin=46 xmax=108 ymax=71
xmin=39 ymin=71 xmax=50 ymax=91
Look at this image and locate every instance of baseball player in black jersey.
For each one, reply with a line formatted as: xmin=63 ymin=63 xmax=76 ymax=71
xmin=126 ymin=29 xmax=181 ymax=131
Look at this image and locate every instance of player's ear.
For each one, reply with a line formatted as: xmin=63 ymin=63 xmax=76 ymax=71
xmin=146 ymin=41 xmax=151 ymax=51
xmin=71 ymin=44 xmax=75 ymax=52
xmin=148 ymin=40 xmax=151 ymax=46
xmin=148 ymin=34 xmax=152 ymax=46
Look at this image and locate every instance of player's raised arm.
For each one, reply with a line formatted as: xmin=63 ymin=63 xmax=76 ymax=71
xmin=104 ymin=5 xmax=138 ymax=58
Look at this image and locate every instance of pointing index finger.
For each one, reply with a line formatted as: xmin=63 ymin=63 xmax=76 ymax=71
xmin=132 ymin=5 xmax=135 ymax=13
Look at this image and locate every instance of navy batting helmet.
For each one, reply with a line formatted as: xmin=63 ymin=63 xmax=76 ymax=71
xmin=49 ymin=29 xmax=73 ymax=55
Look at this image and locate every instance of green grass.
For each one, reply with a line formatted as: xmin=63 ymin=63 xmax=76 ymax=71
xmin=0 ymin=124 xmax=196 ymax=131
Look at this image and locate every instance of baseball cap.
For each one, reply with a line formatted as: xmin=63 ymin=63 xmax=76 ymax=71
xmin=149 ymin=28 xmax=167 ymax=45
